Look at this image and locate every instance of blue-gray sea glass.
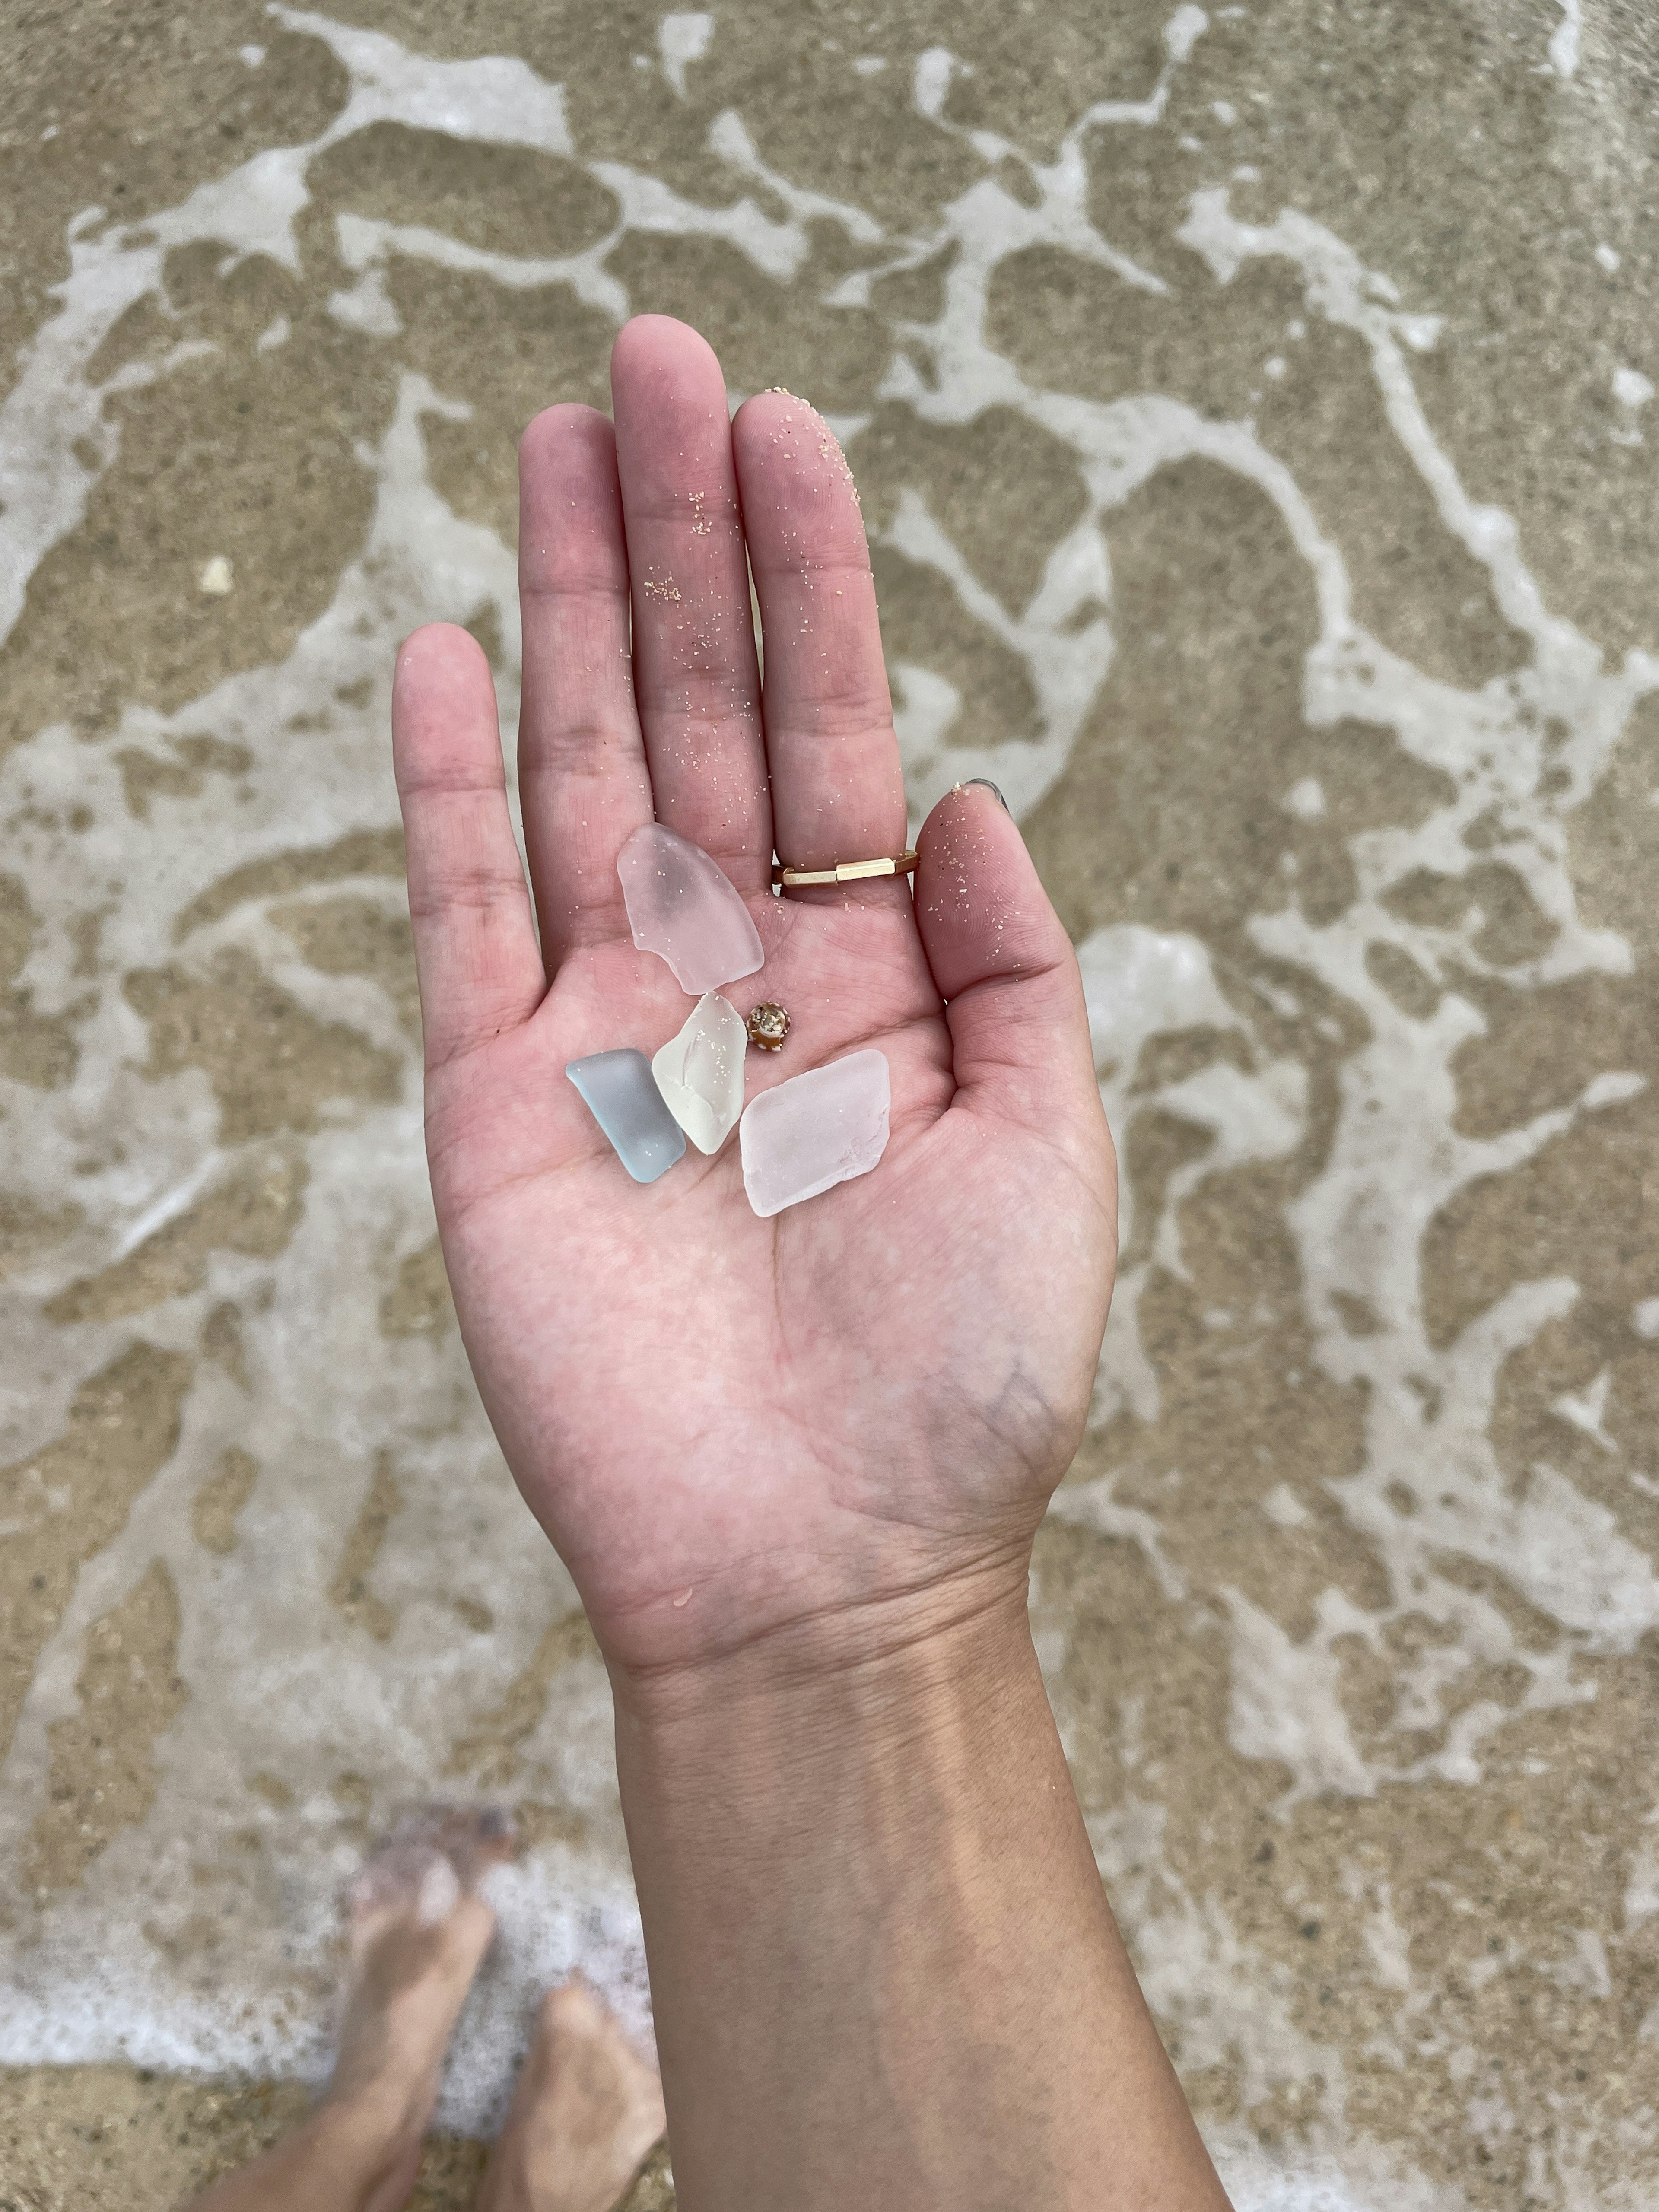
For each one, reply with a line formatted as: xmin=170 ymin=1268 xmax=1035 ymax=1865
xmin=566 ymin=1048 xmax=686 ymax=1183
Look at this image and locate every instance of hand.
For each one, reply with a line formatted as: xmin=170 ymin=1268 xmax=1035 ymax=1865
xmin=391 ymin=315 xmax=1117 ymax=1686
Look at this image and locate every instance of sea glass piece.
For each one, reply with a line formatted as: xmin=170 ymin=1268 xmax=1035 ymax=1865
xmin=739 ymin=1049 xmax=890 ymax=1218
xmin=617 ymin=823 xmax=764 ymax=994
xmin=566 ymin=1048 xmax=686 ymax=1184
xmin=651 ymin=993 xmax=747 ymax=1155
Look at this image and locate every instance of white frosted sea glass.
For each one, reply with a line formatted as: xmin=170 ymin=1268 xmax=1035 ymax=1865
xmin=739 ymin=1049 xmax=890 ymax=1218
xmin=652 ymin=992 xmax=747 ymax=1154
xmin=617 ymin=823 xmax=764 ymax=995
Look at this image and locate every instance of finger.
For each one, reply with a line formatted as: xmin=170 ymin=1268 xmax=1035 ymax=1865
xmin=392 ymin=625 xmax=546 ymax=1070
xmin=609 ymin=316 xmax=771 ymax=885
xmin=732 ymin=390 xmax=907 ymax=894
xmin=518 ymin=404 xmax=655 ymax=968
xmin=913 ymin=783 xmax=1105 ymax=1150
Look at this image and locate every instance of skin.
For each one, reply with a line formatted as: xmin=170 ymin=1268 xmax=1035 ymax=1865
xmin=188 ymin=1818 xmax=664 ymax=2212
xmin=477 ymin=1981 xmax=665 ymax=2212
xmin=389 ymin=314 xmax=1231 ymax=2209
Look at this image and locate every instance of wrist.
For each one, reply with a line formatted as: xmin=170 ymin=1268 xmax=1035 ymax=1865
xmin=608 ymin=1551 xmax=1042 ymax=1791
xmin=604 ymin=1547 xmax=1130 ymax=2212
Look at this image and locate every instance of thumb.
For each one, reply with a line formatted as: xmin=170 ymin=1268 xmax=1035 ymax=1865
xmin=912 ymin=781 xmax=1111 ymax=1166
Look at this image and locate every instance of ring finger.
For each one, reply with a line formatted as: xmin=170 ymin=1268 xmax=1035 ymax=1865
xmin=731 ymin=389 xmax=908 ymax=898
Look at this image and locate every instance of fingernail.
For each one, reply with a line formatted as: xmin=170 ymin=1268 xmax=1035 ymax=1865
xmin=962 ymin=777 xmax=1010 ymax=812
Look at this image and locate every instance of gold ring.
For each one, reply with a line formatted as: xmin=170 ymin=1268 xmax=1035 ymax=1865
xmin=772 ymin=849 xmax=918 ymax=889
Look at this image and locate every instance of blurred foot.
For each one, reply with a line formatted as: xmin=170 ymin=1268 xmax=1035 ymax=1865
xmin=188 ymin=1805 xmax=513 ymax=2212
xmin=474 ymin=1978 xmax=666 ymax=2212
xmin=328 ymin=1805 xmax=515 ymax=2134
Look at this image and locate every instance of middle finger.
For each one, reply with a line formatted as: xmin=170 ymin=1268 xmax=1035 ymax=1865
xmin=609 ymin=316 xmax=772 ymax=893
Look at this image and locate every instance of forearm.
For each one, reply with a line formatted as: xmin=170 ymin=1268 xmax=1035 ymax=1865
xmin=611 ymin=1568 xmax=1229 ymax=2212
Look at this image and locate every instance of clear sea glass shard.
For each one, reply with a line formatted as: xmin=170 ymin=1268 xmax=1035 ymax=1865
xmin=651 ymin=993 xmax=747 ymax=1155
xmin=566 ymin=1048 xmax=686 ymax=1184
xmin=739 ymin=1049 xmax=890 ymax=1218
xmin=617 ymin=823 xmax=764 ymax=994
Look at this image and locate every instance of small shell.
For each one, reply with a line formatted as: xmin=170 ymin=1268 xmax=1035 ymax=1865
xmin=745 ymin=1001 xmax=791 ymax=1052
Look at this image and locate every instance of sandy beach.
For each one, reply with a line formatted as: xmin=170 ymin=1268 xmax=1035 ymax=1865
xmin=2 ymin=2 xmax=1658 ymax=2203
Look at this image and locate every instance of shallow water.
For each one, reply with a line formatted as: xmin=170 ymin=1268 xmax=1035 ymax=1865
xmin=1 ymin=3 xmax=1657 ymax=2203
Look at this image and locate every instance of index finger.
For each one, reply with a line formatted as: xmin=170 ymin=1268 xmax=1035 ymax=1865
xmin=517 ymin=404 xmax=655 ymax=971
xmin=392 ymin=625 xmax=546 ymax=1072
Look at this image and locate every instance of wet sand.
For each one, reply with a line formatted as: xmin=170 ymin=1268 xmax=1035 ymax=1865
xmin=2 ymin=2 xmax=1657 ymax=2205
xmin=0 ymin=2062 xmax=677 ymax=2208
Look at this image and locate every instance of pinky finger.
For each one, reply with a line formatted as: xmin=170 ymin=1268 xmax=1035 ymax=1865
xmin=392 ymin=624 xmax=546 ymax=1072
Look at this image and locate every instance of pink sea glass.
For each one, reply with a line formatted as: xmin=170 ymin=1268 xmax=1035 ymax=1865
xmin=739 ymin=1049 xmax=890 ymax=1218
xmin=617 ymin=824 xmax=763 ymax=995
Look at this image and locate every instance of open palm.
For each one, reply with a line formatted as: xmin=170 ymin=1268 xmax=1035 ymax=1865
xmin=391 ymin=317 xmax=1116 ymax=1681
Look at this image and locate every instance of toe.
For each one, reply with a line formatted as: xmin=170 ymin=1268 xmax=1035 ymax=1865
xmin=545 ymin=1977 xmax=608 ymax=2039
